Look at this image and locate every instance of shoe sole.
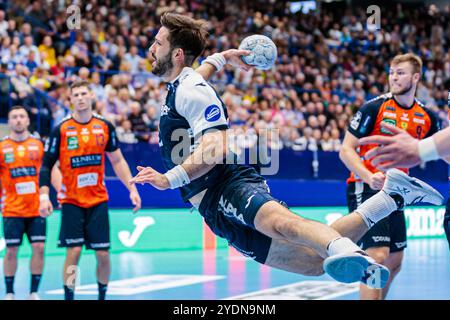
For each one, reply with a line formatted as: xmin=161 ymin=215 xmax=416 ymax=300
xmin=323 ymin=253 xmax=390 ymax=289
xmin=385 ymin=169 xmax=444 ymax=205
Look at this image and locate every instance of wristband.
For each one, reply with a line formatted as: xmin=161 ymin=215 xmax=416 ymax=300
xmin=40 ymin=194 xmax=50 ymax=202
xmin=164 ymin=165 xmax=190 ymax=189
xmin=202 ymin=53 xmax=227 ymax=72
xmin=418 ymin=137 xmax=439 ymax=162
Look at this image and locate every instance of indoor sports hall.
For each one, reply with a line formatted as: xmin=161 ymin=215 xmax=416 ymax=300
xmin=0 ymin=0 xmax=448 ymax=301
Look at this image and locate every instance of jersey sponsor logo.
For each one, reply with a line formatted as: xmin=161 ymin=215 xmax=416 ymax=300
xmin=81 ymin=128 xmax=90 ymax=143
xmin=17 ymin=145 xmax=25 ymax=157
xmin=66 ymin=130 xmax=77 ymax=136
xmin=414 ymin=112 xmax=424 ymax=118
xmin=67 ymin=126 xmax=77 ymax=130
xmin=382 ymin=111 xmax=396 ymax=119
xmin=386 ymin=106 xmax=396 ymax=111
xmin=359 ymin=115 xmax=372 ymax=134
xmin=372 ymin=236 xmax=390 ymax=243
xmin=413 ymin=118 xmax=425 ymax=125
xmin=67 ymin=136 xmax=79 ymax=150
xmin=15 ymin=181 xmax=36 ymax=195
xmin=380 ymin=118 xmax=396 ymax=134
xmin=4 ymin=152 xmax=14 ymax=163
xmin=27 ymin=145 xmax=39 ymax=151
xmin=161 ymin=104 xmax=170 ymax=116
xmin=218 ymin=195 xmax=245 ymax=225
xmin=350 ymin=111 xmax=362 ymax=130
xmin=204 ymin=105 xmax=221 ymax=122
xmin=70 ymin=154 xmax=102 ymax=168
xmin=10 ymin=166 xmax=37 ymax=178
xmin=395 ymin=241 xmax=407 ymax=249
xmin=400 ymin=122 xmax=408 ymax=130
xmin=92 ymin=129 xmax=104 ymax=134
xmin=77 ymin=172 xmax=99 ymax=188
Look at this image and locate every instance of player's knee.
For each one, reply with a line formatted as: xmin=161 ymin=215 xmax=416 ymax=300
xmin=32 ymin=243 xmax=45 ymax=257
xmin=96 ymin=250 xmax=110 ymax=264
xmin=67 ymin=246 xmax=83 ymax=259
xmin=368 ymin=250 xmax=389 ymax=264
xmin=5 ymin=247 xmax=18 ymax=260
xmin=273 ymin=216 xmax=307 ymax=239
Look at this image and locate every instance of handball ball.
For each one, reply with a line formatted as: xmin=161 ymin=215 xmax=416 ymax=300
xmin=239 ymin=35 xmax=277 ymax=70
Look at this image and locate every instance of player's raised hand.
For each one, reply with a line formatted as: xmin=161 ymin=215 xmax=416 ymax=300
xmin=359 ymin=122 xmax=420 ymax=170
xmin=129 ymin=166 xmax=170 ymax=190
xmin=129 ymin=189 xmax=142 ymax=213
xmin=221 ymin=49 xmax=253 ymax=71
xmin=39 ymin=198 xmax=53 ymax=218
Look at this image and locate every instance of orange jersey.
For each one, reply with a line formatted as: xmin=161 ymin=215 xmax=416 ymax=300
xmin=0 ymin=136 xmax=44 ymax=217
xmin=347 ymin=93 xmax=440 ymax=183
xmin=42 ymin=114 xmax=119 ymax=208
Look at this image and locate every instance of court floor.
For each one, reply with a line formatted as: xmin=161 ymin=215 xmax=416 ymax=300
xmin=0 ymin=238 xmax=448 ymax=300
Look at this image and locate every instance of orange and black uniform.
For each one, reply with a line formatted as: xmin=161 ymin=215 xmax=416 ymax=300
xmin=346 ymin=92 xmax=440 ymax=252
xmin=39 ymin=114 xmax=119 ymax=250
xmin=0 ymin=135 xmax=46 ymax=247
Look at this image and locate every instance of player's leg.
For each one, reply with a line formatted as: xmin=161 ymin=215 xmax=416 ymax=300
xmin=26 ymin=216 xmax=46 ymax=299
xmin=2 ymin=217 xmax=25 ymax=300
xmin=359 ymin=246 xmax=390 ymax=300
xmin=59 ymin=203 xmax=85 ymax=300
xmin=381 ymin=250 xmax=404 ymax=299
xmin=85 ymin=202 xmax=111 ymax=300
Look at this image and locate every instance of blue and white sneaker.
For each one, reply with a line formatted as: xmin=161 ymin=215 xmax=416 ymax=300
xmin=383 ymin=169 xmax=444 ymax=209
xmin=323 ymin=251 xmax=390 ymax=289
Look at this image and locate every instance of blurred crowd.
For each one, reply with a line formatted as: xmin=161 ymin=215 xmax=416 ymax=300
xmin=0 ymin=0 xmax=449 ymax=151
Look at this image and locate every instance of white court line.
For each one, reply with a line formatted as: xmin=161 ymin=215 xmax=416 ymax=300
xmin=46 ymin=274 xmax=225 ymax=296
xmin=224 ymin=281 xmax=359 ymax=300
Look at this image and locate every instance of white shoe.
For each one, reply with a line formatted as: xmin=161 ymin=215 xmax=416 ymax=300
xmin=28 ymin=292 xmax=40 ymax=300
xmin=323 ymin=251 xmax=390 ymax=289
xmin=4 ymin=293 xmax=15 ymax=300
xmin=383 ymin=169 xmax=444 ymax=207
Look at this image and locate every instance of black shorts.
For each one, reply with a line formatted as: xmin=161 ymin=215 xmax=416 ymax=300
xmin=3 ymin=216 xmax=46 ymax=247
xmin=59 ymin=201 xmax=110 ymax=250
xmin=199 ymin=166 xmax=280 ymax=264
xmin=347 ymin=182 xmax=407 ymax=253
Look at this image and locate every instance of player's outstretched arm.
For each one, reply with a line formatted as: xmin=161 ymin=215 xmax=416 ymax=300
xmin=195 ymin=49 xmax=251 ymax=80
xmin=359 ymin=122 xmax=450 ymax=169
xmin=107 ymin=149 xmax=142 ymax=213
xmin=129 ymin=130 xmax=227 ymax=190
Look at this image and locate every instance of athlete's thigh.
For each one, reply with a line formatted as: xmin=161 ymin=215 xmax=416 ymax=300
xmin=264 ymin=238 xmax=325 ymax=276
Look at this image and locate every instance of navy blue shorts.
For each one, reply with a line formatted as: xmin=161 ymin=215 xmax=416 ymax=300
xmin=3 ymin=216 xmax=46 ymax=247
xmin=347 ymin=182 xmax=407 ymax=253
xmin=199 ymin=167 xmax=281 ymax=264
xmin=58 ymin=201 xmax=110 ymax=250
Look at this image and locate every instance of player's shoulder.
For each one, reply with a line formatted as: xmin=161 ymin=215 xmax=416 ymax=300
xmin=0 ymin=135 xmax=11 ymax=144
xmin=53 ymin=114 xmax=74 ymax=131
xmin=92 ymin=113 xmax=115 ymax=128
xmin=28 ymin=133 xmax=44 ymax=146
xmin=177 ymin=68 xmax=209 ymax=94
xmin=361 ymin=92 xmax=393 ymax=110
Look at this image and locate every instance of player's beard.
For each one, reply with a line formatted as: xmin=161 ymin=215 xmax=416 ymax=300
xmin=152 ymin=53 xmax=174 ymax=78
xmin=391 ymin=79 xmax=414 ymax=95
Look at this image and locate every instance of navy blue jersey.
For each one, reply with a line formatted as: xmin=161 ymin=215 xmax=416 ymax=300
xmin=159 ymin=67 xmax=246 ymax=201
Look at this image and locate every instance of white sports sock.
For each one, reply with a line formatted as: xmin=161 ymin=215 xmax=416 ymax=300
xmin=355 ymin=190 xmax=397 ymax=228
xmin=326 ymin=237 xmax=361 ymax=256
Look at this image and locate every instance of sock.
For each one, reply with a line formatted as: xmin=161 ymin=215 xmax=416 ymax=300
xmin=5 ymin=276 xmax=14 ymax=294
xmin=98 ymin=282 xmax=107 ymax=300
xmin=355 ymin=190 xmax=398 ymax=228
xmin=30 ymin=274 xmax=42 ymax=294
xmin=326 ymin=237 xmax=362 ymax=256
xmin=64 ymin=285 xmax=75 ymax=300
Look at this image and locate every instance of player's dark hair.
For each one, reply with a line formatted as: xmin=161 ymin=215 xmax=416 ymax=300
xmin=160 ymin=12 xmax=209 ymax=65
xmin=8 ymin=105 xmax=28 ymax=117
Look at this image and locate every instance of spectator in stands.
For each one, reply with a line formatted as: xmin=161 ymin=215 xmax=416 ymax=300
xmin=116 ymin=119 xmax=138 ymax=144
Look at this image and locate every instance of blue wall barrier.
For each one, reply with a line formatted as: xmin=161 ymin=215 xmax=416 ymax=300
xmin=103 ymin=142 xmax=448 ymax=208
